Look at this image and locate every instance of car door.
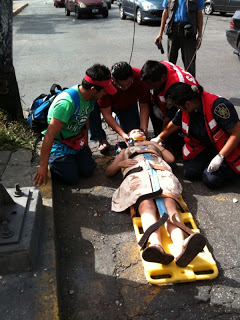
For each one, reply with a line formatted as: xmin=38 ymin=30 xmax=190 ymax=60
xmin=214 ymin=0 xmax=228 ymax=11
xmin=124 ymin=0 xmax=134 ymax=15
xmin=228 ymin=0 xmax=240 ymax=13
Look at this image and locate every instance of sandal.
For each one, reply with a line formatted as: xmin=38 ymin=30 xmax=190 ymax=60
xmin=98 ymin=140 xmax=110 ymax=154
xmin=176 ymin=233 xmax=206 ymax=268
xmin=142 ymin=244 xmax=174 ymax=265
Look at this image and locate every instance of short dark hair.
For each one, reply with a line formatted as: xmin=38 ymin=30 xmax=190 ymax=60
xmin=140 ymin=60 xmax=167 ymax=82
xmin=82 ymin=63 xmax=111 ymax=91
xmin=171 ymin=83 xmax=204 ymax=106
xmin=111 ymin=62 xmax=133 ymax=81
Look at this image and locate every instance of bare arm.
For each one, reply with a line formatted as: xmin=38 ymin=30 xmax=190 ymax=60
xmin=101 ymin=106 xmax=130 ymax=144
xmin=155 ymin=8 xmax=168 ymax=44
xmin=219 ymin=122 xmax=240 ymax=158
xmin=196 ymin=9 xmax=203 ymax=50
xmin=159 ymin=121 xmax=181 ymax=141
xmin=105 ymin=150 xmax=138 ymax=177
xmin=139 ymin=102 xmax=150 ymax=132
xmin=33 ymin=117 xmax=64 ymax=186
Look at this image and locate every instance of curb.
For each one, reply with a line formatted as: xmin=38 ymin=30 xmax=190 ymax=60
xmin=38 ymin=170 xmax=60 ymax=320
xmin=13 ymin=3 xmax=28 ymax=16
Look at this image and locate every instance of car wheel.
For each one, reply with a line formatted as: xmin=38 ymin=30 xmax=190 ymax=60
xmin=75 ymin=7 xmax=81 ymax=19
xmin=119 ymin=5 xmax=126 ymax=19
xmin=65 ymin=6 xmax=70 ymax=16
xmin=102 ymin=9 xmax=108 ymax=18
xmin=136 ymin=8 xmax=143 ymax=25
xmin=204 ymin=3 xmax=213 ymax=15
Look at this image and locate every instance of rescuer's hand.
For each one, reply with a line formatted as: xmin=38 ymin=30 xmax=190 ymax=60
xmin=207 ymin=154 xmax=224 ymax=172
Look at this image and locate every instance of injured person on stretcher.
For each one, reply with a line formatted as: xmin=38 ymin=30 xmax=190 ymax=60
xmin=106 ymin=129 xmax=206 ymax=267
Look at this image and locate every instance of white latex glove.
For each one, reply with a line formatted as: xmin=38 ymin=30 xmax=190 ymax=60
xmin=153 ymin=105 xmax=164 ymax=120
xmin=207 ymin=154 xmax=224 ymax=172
xmin=150 ymin=135 xmax=164 ymax=145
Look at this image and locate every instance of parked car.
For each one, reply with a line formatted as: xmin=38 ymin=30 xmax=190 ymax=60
xmin=65 ymin=0 xmax=108 ymax=18
xmin=226 ymin=10 xmax=240 ymax=60
xmin=119 ymin=0 xmax=163 ymax=25
xmin=204 ymin=0 xmax=240 ymax=15
xmin=54 ymin=0 xmax=65 ymax=7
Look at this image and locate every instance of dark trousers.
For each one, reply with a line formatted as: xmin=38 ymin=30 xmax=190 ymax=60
xmin=49 ymin=146 xmax=96 ymax=185
xmin=113 ymin=103 xmax=140 ymax=134
xmin=167 ymin=23 xmax=196 ymax=77
xmin=183 ymin=150 xmax=238 ymax=189
xmin=89 ymin=102 xmax=107 ymax=142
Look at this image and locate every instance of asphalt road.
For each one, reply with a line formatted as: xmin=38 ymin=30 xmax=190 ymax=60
xmin=13 ymin=1 xmax=240 ymax=319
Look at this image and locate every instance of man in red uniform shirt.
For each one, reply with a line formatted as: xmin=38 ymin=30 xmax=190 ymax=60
xmin=140 ymin=60 xmax=199 ymax=138
xmin=97 ymin=62 xmax=150 ymax=144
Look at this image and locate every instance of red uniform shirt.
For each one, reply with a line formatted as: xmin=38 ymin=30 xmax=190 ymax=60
xmin=98 ymin=68 xmax=149 ymax=111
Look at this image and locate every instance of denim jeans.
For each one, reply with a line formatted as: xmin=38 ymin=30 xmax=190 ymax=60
xmin=49 ymin=146 xmax=96 ymax=185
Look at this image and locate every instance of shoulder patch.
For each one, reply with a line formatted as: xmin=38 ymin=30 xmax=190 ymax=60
xmin=166 ymin=95 xmax=174 ymax=109
xmin=214 ymin=103 xmax=230 ymax=119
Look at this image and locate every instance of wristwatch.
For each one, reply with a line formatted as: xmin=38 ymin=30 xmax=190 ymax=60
xmin=218 ymin=153 xmax=224 ymax=160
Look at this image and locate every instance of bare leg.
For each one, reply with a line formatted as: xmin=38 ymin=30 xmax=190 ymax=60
xmin=138 ymin=199 xmax=174 ymax=264
xmin=138 ymin=198 xmax=161 ymax=246
xmin=163 ymin=197 xmax=185 ymax=258
xmin=163 ymin=197 xmax=206 ymax=267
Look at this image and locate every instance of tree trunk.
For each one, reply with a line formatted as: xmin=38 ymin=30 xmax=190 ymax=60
xmin=0 ymin=0 xmax=23 ymax=120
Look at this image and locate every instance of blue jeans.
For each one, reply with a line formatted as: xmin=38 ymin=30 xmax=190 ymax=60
xmin=89 ymin=102 xmax=106 ymax=142
xmin=183 ymin=150 xmax=238 ymax=189
xmin=49 ymin=146 xmax=96 ymax=185
xmin=112 ymin=103 xmax=140 ymax=133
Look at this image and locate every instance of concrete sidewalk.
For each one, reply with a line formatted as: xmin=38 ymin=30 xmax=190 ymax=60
xmin=0 ymin=150 xmax=59 ymax=320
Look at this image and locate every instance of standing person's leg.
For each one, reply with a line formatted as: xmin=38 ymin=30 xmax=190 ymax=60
xmin=167 ymin=33 xmax=180 ymax=65
xmin=139 ymin=199 xmax=174 ymax=264
xmin=181 ymin=36 xmax=196 ymax=77
xmin=89 ymin=102 xmax=109 ymax=153
xmin=113 ymin=103 xmax=140 ymax=133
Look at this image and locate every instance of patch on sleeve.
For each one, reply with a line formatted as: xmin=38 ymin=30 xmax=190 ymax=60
xmin=166 ymin=95 xmax=174 ymax=109
xmin=214 ymin=103 xmax=230 ymax=119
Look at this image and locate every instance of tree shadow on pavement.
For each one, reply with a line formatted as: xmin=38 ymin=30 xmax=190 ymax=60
xmin=52 ymin=165 xmax=240 ymax=320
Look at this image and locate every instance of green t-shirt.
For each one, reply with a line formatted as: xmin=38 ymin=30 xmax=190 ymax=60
xmin=42 ymin=85 xmax=93 ymax=140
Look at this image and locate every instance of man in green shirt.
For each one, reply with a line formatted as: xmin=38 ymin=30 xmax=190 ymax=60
xmin=34 ymin=63 xmax=116 ymax=186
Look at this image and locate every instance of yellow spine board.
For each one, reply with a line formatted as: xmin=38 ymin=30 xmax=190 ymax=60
xmin=132 ymin=196 xmax=218 ymax=285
